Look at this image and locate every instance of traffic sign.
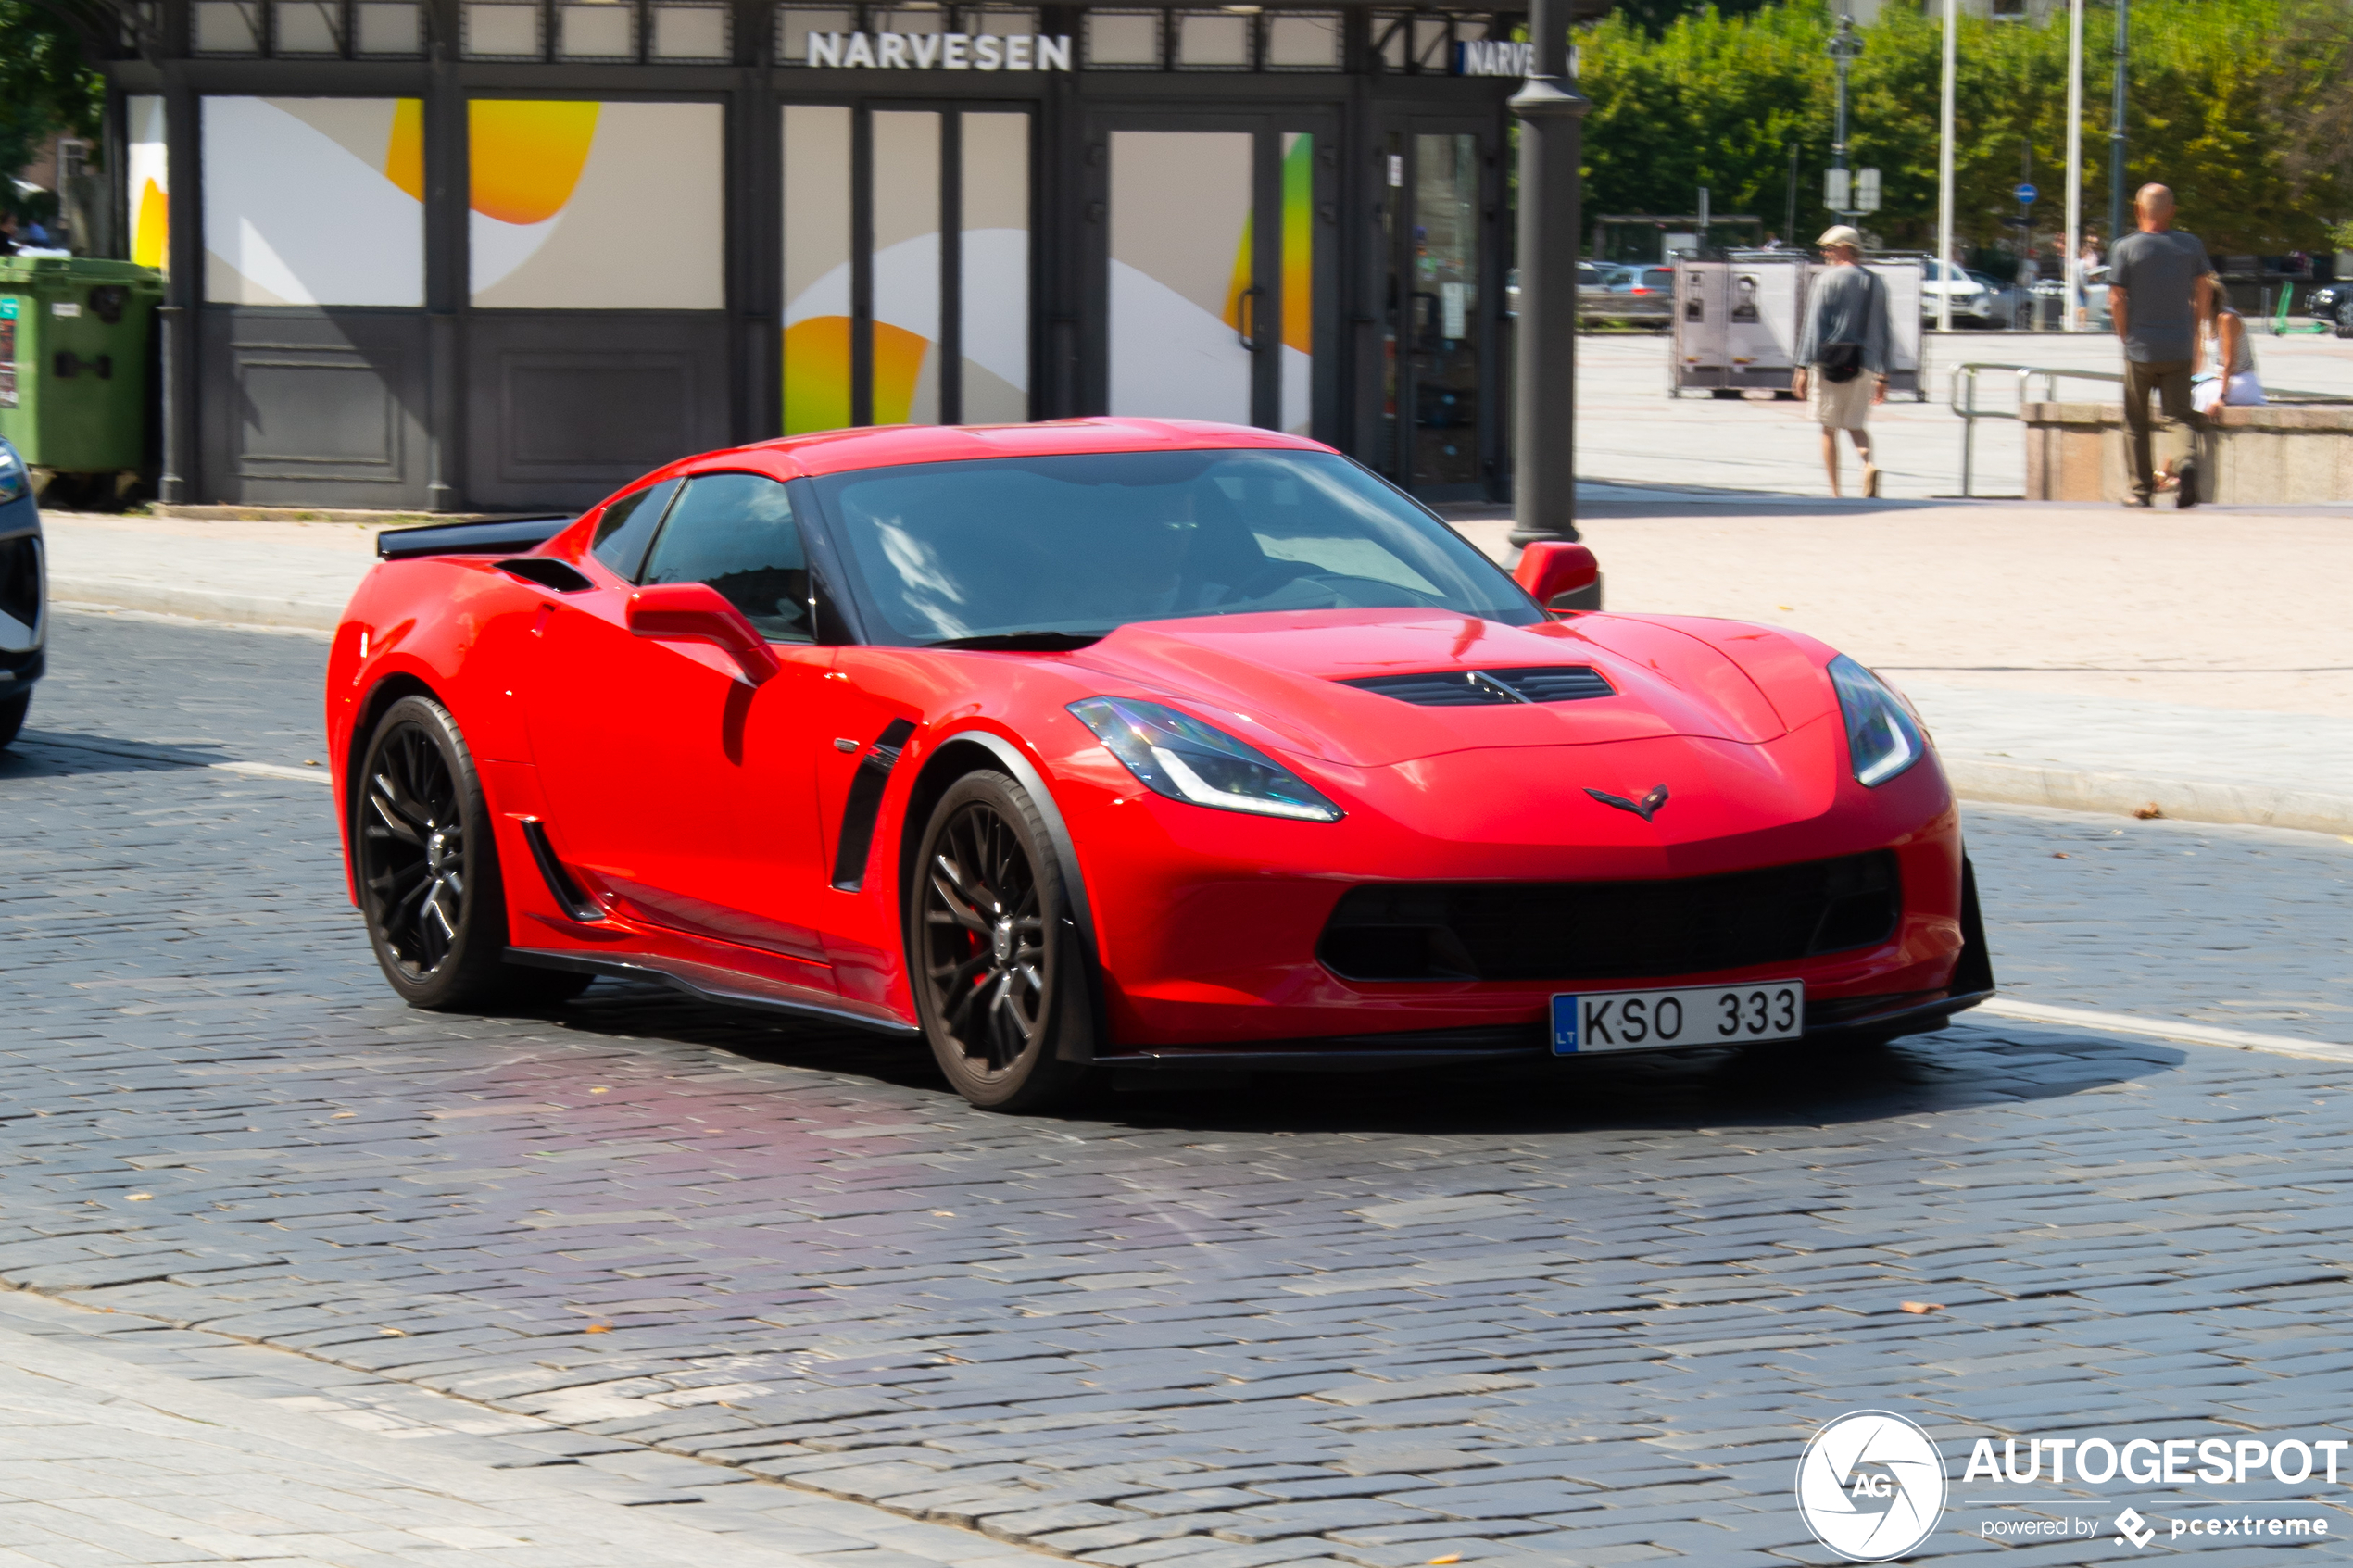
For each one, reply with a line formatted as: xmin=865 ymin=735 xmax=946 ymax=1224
xmin=2014 ymin=182 xmax=2039 ymax=205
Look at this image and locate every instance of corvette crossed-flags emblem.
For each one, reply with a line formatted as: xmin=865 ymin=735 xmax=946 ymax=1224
xmin=1585 ymin=784 xmax=1671 ymax=822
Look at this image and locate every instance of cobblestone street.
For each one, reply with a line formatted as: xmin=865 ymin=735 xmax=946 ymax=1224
xmin=5 ymin=610 xmax=2352 ymax=1564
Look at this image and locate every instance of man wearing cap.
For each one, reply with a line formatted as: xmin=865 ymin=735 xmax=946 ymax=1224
xmin=1792 ymin=224 xmax=1891 ymax=497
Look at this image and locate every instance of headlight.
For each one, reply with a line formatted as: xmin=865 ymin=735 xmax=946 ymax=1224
xmin=0 ymin=445 xmax=25 ymax=505
xmin=1069 ymin=696 xmax=1342 ymax=822
xmin=1827 ymin=655 xmax=1926 ymax=786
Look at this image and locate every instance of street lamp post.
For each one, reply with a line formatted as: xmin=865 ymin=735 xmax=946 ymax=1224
xmin=1828 ymin=15 xmax=1861 ymax=182
xmin=2064 ymin=0 xmax=2083 ymax=332
xmin=2108 ymin=0 xmax=2128 ymax=245
xmin=1936 ymin=0 xmax=1955 ymax=334
xmin=1506 ymin=0 xmax=1591 ymax=550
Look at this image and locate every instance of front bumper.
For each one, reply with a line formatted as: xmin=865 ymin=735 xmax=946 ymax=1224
xmin=1098 ymin=858 xmax=1995 ymax=1069
xmin=1065 ymin=720 xmax=1969 ymax=1051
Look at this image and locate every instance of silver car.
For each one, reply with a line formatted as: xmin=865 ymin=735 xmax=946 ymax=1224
xmin=0 ymin=438 xmax=44 ymax=749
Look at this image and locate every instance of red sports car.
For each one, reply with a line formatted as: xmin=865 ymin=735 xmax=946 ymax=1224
xmin=328 ymin=419 xmax=1991 ymax=1110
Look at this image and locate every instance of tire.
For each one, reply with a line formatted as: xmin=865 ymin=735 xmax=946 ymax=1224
xmin=0 ymin=690 xmax=27 ymax=750
xmin=907 ymin=770 xmax=1093 ymax=1112
xmin=354 ymin=694 xmax=587 ymax=1011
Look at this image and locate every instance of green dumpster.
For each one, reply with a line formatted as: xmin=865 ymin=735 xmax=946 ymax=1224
xmin=0 ymin=257 xmax=165 ymax=486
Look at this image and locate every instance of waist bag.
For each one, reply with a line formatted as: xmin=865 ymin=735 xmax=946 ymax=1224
xmin=1818 ymin=270 xmax=1881 ymax=383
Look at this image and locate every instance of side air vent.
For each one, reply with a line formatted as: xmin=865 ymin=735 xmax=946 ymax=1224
xmin=1339 ymin=665 xmax=1615 ymax=707
xmin=519 ymin=818 xmax=604 ymax=922
xmin=497 ymin=558 xmax=594 ymax=593
xmin=831 ymin=718 xmax=919 ymax=891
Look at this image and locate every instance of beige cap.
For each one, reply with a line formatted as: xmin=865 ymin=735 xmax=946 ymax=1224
xmin=1817 ymin=224 xmax=1865 ymax=250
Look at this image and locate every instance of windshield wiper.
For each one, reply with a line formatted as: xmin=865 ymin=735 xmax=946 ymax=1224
xmin=925 ymin=631 xmax=1107 ymax=652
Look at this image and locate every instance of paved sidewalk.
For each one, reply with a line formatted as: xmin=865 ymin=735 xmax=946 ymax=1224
xmin=44 ymin=512 xmax=378 ymax=631
xmin=1577 ymin=327 xmax=2353 ymax=499
xmin=39 ymin=494 xmax=2353 ymax=834
xmin=0 ymin=1288 xmax=1047 ymax=1568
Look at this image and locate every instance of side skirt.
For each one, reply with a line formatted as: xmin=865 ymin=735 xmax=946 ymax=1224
xmin=505 ymin=947 xmax=921 ymax=1038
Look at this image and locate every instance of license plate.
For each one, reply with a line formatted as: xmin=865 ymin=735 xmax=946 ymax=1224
xmin=1552 ymin=981 xmax=1805 ymax=1054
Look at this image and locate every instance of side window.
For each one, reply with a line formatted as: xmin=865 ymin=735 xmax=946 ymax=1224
xmin=589 ymin=478 xmax=679 ymax=582
xmin=638 ymin=472 xmax=813 ymax=643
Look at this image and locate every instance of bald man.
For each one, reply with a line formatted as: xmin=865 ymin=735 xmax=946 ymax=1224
xmin=2108 ymin=183 xmax=2218 ymax=508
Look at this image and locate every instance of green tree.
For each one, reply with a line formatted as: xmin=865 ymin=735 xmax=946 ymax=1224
xmin=1 ymin=0 xmax=107 ymax=224
xmin=1577 ymin=0 xmax=2353 ymax=257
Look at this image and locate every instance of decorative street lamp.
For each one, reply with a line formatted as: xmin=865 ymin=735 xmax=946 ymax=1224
xmin=1821 ymin=16 xmax=1871 ymax=220
xmin=1828 ymin=16 xmax=1862 ymax=179
xmin=1506 ymin=0 xmax=1591 ymax=551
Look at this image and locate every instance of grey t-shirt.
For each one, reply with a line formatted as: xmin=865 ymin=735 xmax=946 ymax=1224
xmin=2110 ymin=228 xmax=2214 ymax=363
xmin=1794 ymin=265 xmax=1890 ymax=374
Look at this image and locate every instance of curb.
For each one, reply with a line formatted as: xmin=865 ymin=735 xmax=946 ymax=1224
xmin=1944 ymin=758 xmax=2353 ymax=839
xmin=50 ymin=580 xmax=346 ymax=633
xmin=46 ymin=585 xmax=2351 ymax=838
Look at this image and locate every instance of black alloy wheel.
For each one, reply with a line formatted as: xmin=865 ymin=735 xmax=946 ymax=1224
xmin=0 ymin=690 xmax=28 ymax=750
xmin=362 ymin=712 xmax=469 ymax=980
xmin=911 ymin=771 xmax=1090 ymax=1110
xmin=355 ymin=694 xmax=588 ymax=1011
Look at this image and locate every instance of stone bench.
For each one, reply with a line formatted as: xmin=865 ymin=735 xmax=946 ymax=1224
xmin=2022 ymin=400 xmax=2353 ymax=504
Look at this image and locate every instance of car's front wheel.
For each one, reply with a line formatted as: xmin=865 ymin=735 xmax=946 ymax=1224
xmin=355 ymin=694 xmax=589 ymax=1011
xmin=909 ymin=770 xmax=1093 ymax=1112
xmin=0 ymin=690 xmax=28 ymax=750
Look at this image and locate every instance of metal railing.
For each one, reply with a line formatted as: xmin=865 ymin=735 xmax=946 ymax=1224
xmin=1948 ymin=361 xmax=2353 ymax=498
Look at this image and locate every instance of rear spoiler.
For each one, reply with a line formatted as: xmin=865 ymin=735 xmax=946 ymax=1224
xmin=377 ymin=515 xmax=574 ymax=560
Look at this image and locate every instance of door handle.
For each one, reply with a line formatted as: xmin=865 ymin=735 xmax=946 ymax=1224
xmin=1236 ymin=284 xmax=1266 ymax=351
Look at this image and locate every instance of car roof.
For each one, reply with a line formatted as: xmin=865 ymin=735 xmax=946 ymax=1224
xmin=717 ymin=418 xmax=1330 ymax=481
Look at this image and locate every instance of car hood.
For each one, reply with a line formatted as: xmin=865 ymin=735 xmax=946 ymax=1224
xmin=1063 ymin=609 xmax=1817 ymax=767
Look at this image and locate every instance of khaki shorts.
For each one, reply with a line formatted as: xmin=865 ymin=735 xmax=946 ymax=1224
xmin=1814 ymin=370 xmax=1873 ymax=430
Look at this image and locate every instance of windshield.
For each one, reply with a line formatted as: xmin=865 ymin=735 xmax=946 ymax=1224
xmin=810 ymin=449 xmax=1542 ymax=646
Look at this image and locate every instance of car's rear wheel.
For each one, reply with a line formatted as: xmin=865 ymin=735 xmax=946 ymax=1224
xmin=910 ymin=771 xmax=1091 ymax=1112
xmin=0 ymin=690 xmax=28 ymax=750
xmin=356 ymin=695 xmax=588 ymax=1011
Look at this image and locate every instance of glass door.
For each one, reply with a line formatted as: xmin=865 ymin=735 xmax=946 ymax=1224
xmin=1091 ymin=117 xmax=1329 ymax=434
xmin=1379 ymin=124 xmax=1498 ymax=498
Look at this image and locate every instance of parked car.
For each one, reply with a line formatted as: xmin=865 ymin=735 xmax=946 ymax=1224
xmin=1920 ymin=259 xmax=1999 ymax=327
xmin=1594 ymin=265 xmax=1673 ymax=326
xmin=328 ymin=419 xmax=1993 ymax=1110
xmin=1504 ymin=265 xmax=1629 ymax=320
xmin=0 ymin=436 xmax=43 ymax=749
xmin=2027 ymin=263 xmax=2109 ymax=330
xmin=1608 ymin=266 xmax=1677 ymax=298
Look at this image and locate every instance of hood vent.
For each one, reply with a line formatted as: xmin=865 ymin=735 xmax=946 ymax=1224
xmin=1339 ymin=665 xmax=1615 ymax=707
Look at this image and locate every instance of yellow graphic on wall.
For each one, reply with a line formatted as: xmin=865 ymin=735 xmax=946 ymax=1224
xmin=128 ymin=97 xmax=169 ymax=273
xmin=1281 ymin=133 xmax=1313 ymax=356
xmin=203 ymin=98 xmax=425 ymax=306
xmin=468 ymin=100 xmax=597 ymax=225
xmin=470 ymin=100 xmax=723 ymax=309
xmin=782 ymin=105 xmax=852 ymax=434
xmin=385 ymin=98 xmax=425 ymax=202
xmin=782 ymin=317 xmax=851 ymax=434
xmin=871 ymin=322 xmax=932 ymax=425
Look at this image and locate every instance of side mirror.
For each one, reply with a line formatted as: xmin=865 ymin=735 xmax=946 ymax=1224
xmin=1514 ymin=541 xmax=1601 ymax=612
xmin=626 ymin=583 xmax=781 ymax=685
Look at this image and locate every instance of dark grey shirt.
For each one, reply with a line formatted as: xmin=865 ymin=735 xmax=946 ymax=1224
xmin=1794 ymin=265 xmax=1890 ymax=374
xmin=2110 ymin=228 xmax=2214 ymax=363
